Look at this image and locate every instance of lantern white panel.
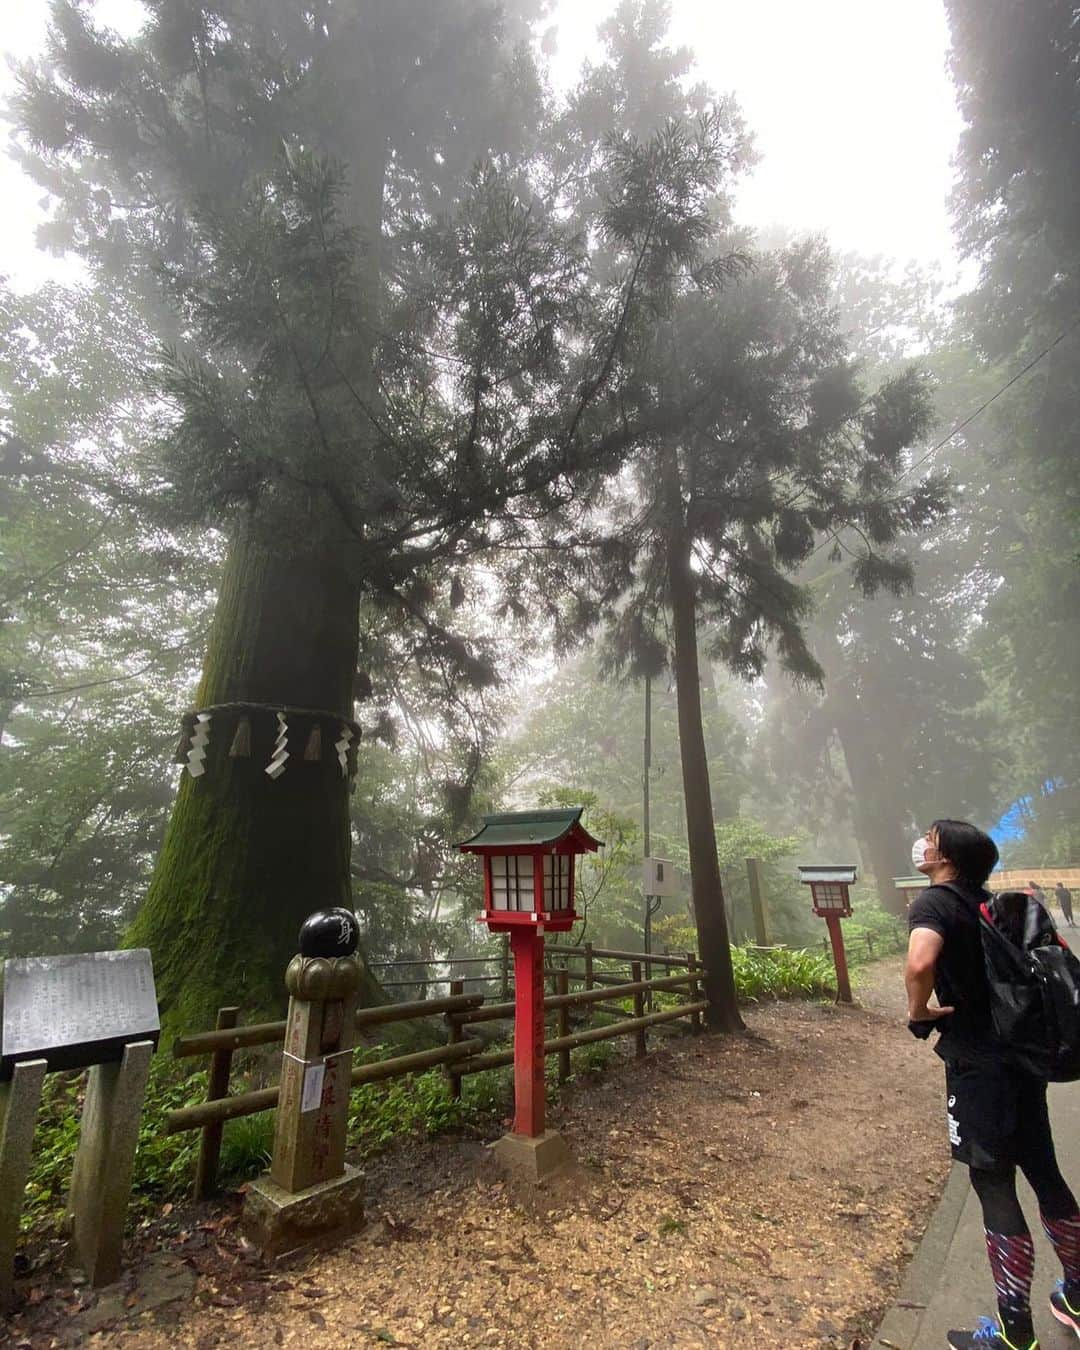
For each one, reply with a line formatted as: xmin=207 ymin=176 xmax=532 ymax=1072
xmin=543 ymin=854 xmax=571 ymax=910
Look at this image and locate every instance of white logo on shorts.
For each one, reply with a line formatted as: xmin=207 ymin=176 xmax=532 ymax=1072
xmin=948 ymin=1111 xmax=961 ymax=1146
xmin=948 ymin=1095 xmax=956 ymax=1108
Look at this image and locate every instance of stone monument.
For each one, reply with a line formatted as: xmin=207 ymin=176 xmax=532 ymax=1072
xmin=0 ymin=949 xmax=158 ymax=1303
xmin=242 ymin=908 xmax=366 ymax=1257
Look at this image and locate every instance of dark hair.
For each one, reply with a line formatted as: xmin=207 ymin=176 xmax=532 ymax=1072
xmin=1028 ymin=880 xmax=1039 ymax=889
xmin=929 ymin=818 xmax=1000 ymax=888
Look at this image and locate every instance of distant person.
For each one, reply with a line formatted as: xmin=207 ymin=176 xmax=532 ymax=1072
xmin=1056 ymin=882 xmax=1075 ymax=929
xmin=905 ymin=820 xmax=1080 ymax=1350
xmin=1026 ymin=879 xmax=1048 ymax=907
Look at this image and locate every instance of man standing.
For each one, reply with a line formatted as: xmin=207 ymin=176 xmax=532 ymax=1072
xmin=1055 ymin=882 xmax=1075 ymax=929
xmin=906 ymin=819 xmax=1080 ymax=1349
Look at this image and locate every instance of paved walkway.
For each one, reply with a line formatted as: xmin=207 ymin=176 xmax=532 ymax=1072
xmin=876 ymin=1084 xmax=1080 ymax=1348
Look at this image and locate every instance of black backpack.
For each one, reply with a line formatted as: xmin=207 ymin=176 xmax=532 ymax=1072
xmin=941 ymin=883 xmax=1080 ymax=1081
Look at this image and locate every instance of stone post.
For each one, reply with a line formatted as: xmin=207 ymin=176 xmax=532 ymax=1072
xmin=0 ymin=1058 xmax=46 ymax=1308
xmin=746 ymin=856 xmax=771 ymax=947
xmin=67 ymin=1039 xmax=154 ymax=1287
xmin=243 ymin=908 xmax=366 ymax=1258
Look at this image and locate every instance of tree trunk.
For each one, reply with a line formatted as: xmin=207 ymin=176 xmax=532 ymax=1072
xmin=128 ymin=104 xmax=390 ymax=1033
xmin=662 ymin=451 xmax=744 ymax=1032
xmin=833 ymin=720 xmax=910 ymax=917
xmin=126 ymin=512 xmax=372 ymax=1031
xmin=698 ymin=655 xmax=739 ymax=819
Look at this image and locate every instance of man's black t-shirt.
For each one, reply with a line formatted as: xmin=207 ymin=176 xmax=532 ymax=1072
xmin=908 ymin=882 xmax=1005 ymax=1063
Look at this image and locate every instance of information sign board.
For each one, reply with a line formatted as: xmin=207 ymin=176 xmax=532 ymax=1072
xmin=1 ymin=950 xmax=159 ymax=1077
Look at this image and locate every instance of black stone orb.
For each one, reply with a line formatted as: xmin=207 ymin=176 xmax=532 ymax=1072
xmin=298 ymin=908 xmax=360 ymax=958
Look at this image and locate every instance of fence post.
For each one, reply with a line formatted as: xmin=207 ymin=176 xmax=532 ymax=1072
xmin=500 ymin=936 xmax=510 ymax=1000
xmin=631 ymin=961 xmax=647 ymax=1058
xmin=687 ymin=954 xmax=702 ymax=1035
xmin=194 ymin=1006 xmax=240 ymax=1201
xmin=584 ymin=943 xmax=594 ymax=991
xmin=446 ymin=980 xmax=463 ymax=1101
xmin=557 ymin=970 xmax=571 ymax=1084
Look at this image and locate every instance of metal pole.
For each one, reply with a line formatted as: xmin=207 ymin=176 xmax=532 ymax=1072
xmin=643 ymin=676 xmax=654 ymax=991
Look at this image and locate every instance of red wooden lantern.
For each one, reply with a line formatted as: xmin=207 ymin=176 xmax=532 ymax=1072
xmin=458 ymin=808 xmax=602 ymax=1150
xmin=458 ymin=807 xmax=602 ymax=935
xmin=798 ymin=865 xmax=857 ymax=1003
xmin=799 ymin=866 xmax=856 ymax=919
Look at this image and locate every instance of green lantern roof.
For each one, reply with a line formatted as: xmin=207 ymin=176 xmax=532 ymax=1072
xmin=458 ymin=807 xmax=603 ymax=852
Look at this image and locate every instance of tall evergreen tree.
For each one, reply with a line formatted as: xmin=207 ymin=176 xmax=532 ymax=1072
xmin=11 ymin=1 xmax=738 ymax=1026
xmin=945 ymin=0 xmax=1080 ymax=857
xmin=756 ymin=259 xmax=1007 ymax=910
xmin=594 ymin=235 xmax=943 ymax=1026
xmin=0 ymin=279 xmax=212 ymax=953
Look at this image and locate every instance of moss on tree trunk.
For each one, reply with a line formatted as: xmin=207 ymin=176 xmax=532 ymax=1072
xmin=126 ymin=512 xmax=373 ymax=1032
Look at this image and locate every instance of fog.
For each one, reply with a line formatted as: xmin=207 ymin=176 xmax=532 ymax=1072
xmin=0 ymin=0 xmax=1075 ymax=1004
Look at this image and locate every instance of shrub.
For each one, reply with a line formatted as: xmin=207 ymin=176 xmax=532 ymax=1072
xmin=218 ymin=1112 xmax=274 ymax=1181
xmin=730 ymin=944 xmax=835 ymax=1000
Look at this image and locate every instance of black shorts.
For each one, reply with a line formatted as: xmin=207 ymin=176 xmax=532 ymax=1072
xmin=944 ymin=1058 xmax=1050 ymax=1169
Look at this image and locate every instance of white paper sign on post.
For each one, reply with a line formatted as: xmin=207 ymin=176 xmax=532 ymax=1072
xmin=300 ymin=1061 xmax=325 ymax=1114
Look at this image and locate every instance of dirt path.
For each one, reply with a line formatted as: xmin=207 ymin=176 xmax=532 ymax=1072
xmin=10 ymin=971 xmax=952 ymax=1350
xmin=853 ymin=953 xmax=909 ymax=1019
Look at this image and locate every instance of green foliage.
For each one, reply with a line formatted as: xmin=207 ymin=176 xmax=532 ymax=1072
xmin=503 ymin=648 xmax=748 ymax=843
xmin=658 ymin=1216 xmax=688 ymax=1237
xmin=348 ymin=1070 xmax=465 ymax=1153
xmin=713 ymin=819 xmax=815 ymax=946
xmin=839 ymin=886 xmax=909 ymax=967
xmin=753 ymin=261 xmax=1013 ymax=911
xmin=729 ymin=946 xmax=836 ymax=1001
xmin=648 ymin=931 xmax=835 ymax=1002
xmin=945 ymin=0 xmax=1080 ymax=860
xmin=537 ymin=788 xmax=646 ymax=951
xmin=22 ymin=1061 xmax=205 ymax=1233
xmin=0 ymin=281 xmax=216 ymax=958
xmin=460 ymin=1064 xmax=514 ymax=1119
xmin=218 ymin=1112 xmax=275 ymax=1182
xmin=572 ymin=1041 xmax=620 ymax=1077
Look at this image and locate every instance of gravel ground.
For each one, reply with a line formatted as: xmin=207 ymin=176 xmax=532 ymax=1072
xmin=6 ymin=962 xmax=951 ymax=1350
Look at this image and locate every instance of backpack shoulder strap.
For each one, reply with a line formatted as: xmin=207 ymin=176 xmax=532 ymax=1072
xmin=934 ymin=881 xmax=988 ymax=913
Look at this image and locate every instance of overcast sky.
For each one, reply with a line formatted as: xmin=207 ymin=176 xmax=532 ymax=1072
xmin=0 ymin=0 xmax=964 ymax=291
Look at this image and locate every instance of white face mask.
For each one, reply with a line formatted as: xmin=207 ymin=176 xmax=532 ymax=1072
xmin=912 ymin=835 xmax=930 ymax=870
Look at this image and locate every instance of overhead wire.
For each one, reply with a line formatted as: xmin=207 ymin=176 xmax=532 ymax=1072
xmin=897 ymin=314 xmax=1080 ymax=485
xmin=809 ymin=314 xmax=1080 ymax=562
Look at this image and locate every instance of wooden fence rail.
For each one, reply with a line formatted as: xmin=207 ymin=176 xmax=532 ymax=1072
xmin=371 ymin=942 xmax=697 ymax=990
xmin=173 ymin=991 xmax=484 ymax=1059
xmin=167 ymin=955 xmax=704 ymax=1197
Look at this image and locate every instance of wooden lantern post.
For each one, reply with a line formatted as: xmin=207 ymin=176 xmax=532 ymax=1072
xmin=798 ymin=865 xmax=857 ymax=1004
xmin=459 ymin=807 xmax=602 ymax=1179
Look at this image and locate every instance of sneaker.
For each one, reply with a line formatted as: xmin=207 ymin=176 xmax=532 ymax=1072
xmin=1051 ymin=1279 xmax=1080 ymax=1337
xmin=946 ymin=1316 xmax=1038 ymax=1349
